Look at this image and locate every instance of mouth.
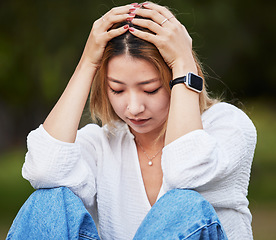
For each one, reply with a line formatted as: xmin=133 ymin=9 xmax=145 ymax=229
xmin=128 ymin=118 xmax=150 ymax=125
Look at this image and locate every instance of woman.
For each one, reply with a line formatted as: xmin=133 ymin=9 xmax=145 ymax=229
xmin=7 ymin=2 xmax=256 ymax=240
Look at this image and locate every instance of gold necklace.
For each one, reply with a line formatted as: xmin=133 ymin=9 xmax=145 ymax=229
xmin=136 ymin=140 xmax=163 ymax=166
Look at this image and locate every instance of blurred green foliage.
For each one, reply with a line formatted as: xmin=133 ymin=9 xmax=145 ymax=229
xmin=1 ymin=0 xmax=275 ymax=149
xmin=0 ymin=148 xmax=33 ymax=239
xmin=247 ymin=99 xmax=276 ymax=203
xmin=1 ymin=0 xmax=275 ymax=108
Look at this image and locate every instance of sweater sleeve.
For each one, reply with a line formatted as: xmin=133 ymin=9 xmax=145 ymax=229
xmin=161 ymin=103 xmax=257 ymax=202
xmin=22 ymin=124 xmax=100 ymax=210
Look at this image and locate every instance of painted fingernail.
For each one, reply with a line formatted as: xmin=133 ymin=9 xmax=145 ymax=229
xmin=129 ymin=7 xmax=136 ymax=12
xmin=142 ymin=2 xmax=149 ymax=6
xmin=135 ymin=4 xmax=142 ymax=8
xmin=126 ymin=18 xmax=133 ymax=22
xmin=124 ymin=25 xmax=129 ymax=29
xmin=129 ymin=27 xmax=135 ymax=32
xmin=129 ymin=12 xmax=136 ymax=16
xmin=130 ymin=3 xmax=138 ymax=6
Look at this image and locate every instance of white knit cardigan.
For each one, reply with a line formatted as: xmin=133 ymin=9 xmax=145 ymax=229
xmin=22 ymin=102 xmax=257 ymax=240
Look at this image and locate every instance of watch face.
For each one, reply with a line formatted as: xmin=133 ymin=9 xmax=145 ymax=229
xmin=187 ymin=73 xmax=203 ymax=92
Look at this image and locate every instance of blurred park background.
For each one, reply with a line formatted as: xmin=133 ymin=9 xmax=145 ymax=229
xmin=0 ymin=0 xmax=275 ymax=239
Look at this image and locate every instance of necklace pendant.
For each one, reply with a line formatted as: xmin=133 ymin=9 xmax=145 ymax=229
xmin=148 ymin=161 xmax=153 ymax=166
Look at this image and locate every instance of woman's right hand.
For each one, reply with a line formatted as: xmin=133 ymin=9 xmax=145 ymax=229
xmin=81 ymin=4 xmax=135 ymax=69
xmin=43 ymin=4 xmax=136 ymax=143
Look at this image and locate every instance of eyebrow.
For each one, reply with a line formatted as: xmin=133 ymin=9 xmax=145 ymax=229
xmin=107 ymin=77 xmax=160 ymax=85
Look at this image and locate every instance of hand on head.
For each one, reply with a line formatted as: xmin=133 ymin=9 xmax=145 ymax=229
xmin=128 ymin=2 xmax=197 ymax=76
xmin=81 ymin=4 xmax=132 ymax=69
xmin=81 ymin=2 xmax=197 ymax=77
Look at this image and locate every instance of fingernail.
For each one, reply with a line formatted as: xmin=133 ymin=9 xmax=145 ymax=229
xmin=129 ymin=7 xmax=136 ymax=12
xmin=126 ymin=18 xmax=133 ymax=22
xmin=130 ymin=3 xmax=138 ymax=6
xmin=129 ymin=12 xmax=136 ymax=16
xmin=129 ymin=27 xmax=135 ymax=32
xmin=124 ymin=24 xmax=129 ymax=29
xmin=135 ymin=4 xmax=142 ymax=8
xmin=142 ymin=2 xmax=149 ymax=6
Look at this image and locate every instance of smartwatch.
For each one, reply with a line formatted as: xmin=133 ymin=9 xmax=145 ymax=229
xmin=169 ymin=72 xmax=203 ymax=93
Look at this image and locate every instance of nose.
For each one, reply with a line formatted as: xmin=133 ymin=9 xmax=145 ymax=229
xmin=127 ymin=93 xmax=145 ymax=116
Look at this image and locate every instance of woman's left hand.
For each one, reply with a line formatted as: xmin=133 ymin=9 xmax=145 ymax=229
xmin=129 ymin=2 xmax=197 ymax=77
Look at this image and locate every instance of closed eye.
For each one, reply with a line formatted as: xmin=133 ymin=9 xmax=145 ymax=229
xmin=145 ymin=86 xmax=162 ymax=95
xmin=109 ymin=87 xmax=123 ymax=95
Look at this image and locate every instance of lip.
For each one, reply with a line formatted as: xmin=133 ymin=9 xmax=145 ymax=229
xmin=128 ymin=118 xmax=150 ymax=125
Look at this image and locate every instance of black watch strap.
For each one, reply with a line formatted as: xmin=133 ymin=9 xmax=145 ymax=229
xmin=169 ymin=76 xmax=186 ymax=90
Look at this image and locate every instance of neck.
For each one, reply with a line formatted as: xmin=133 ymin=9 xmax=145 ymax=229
xmin=130 ymin=126 xmax=165 ymax=152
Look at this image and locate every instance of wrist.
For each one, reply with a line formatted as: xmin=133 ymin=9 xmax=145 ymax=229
xmin=78 ymin=56 xmax=98 ymax=71
xmin=75 ymin=57 xmax=98 ymax=80
xmin=172 ymin=66 xmax=198 ymax=79
xmin=170 ymin=73 xmax=203 ymax=93
xmin=172 ymin=59 xmax=198 ymax=79
xmin=71 ymin=57 xmax=98 ymax=85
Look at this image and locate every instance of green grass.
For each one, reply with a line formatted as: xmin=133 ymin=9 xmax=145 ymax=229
xmin=240 ymin=98 xmax=276 ymax=239
xmin=246 ymin=98 xmax=276 ymax=203
xmin=0 ymin=148 xmax=34 ymax=238
xmin=0 ymin=99 xmax=276 ymax=239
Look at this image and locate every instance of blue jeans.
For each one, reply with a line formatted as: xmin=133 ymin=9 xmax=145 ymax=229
xmin=6 ymin=187 xmax=227 ymax=240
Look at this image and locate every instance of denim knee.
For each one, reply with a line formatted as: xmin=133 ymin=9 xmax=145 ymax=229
xmin=134 ymin=189 xmax=227 ymax=240
xmin=6 ymin=187 xmax=100 ymax=240
xmin=157 ymin=189 xmax=219 ymax=222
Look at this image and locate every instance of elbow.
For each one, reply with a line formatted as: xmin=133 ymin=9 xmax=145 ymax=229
xmin=22 ymin=162 xmax=52 ymax=189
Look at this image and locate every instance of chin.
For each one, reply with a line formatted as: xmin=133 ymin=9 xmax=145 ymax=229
xmin=129 ymin=121 xmax=165 ymax=136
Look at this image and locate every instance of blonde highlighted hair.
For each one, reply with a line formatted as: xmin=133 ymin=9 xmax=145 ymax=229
xmin=90 ymin=18 xmax=218 ymax=128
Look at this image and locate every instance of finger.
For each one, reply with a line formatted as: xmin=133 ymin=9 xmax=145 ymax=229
xmin=101 ymin=13 xmax=134 ymax=28
xmin=134 ymin=8 xmax=174 ymax=28
xmin=129 ymin=27 xmax=158 ymax=45
xmin=142 ymin=2 xmax=179 ymax=25
xmin=104 ymin=4 xmax=133 ymax=16
xmin=100 ymin=5 xmax=137 ymax=29
xmin=134 ymin=8 xmax=164 ymax=26
xmin=104 ymin=24 xmax=129 ymax=42
xmin=131 ymin=18 xmax=162 ymax=35
xmin=102 ymin=4 xmax=138 ymax=20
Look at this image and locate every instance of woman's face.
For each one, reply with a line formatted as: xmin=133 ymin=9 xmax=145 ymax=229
xmin=107 ymin=55 xmax=170 ymax=136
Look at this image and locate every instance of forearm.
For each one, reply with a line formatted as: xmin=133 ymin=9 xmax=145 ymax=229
xmin=43 ymin=58 xmax=97 ymax=143
xmin=165 ymin=64 xmax=203 ymax=146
